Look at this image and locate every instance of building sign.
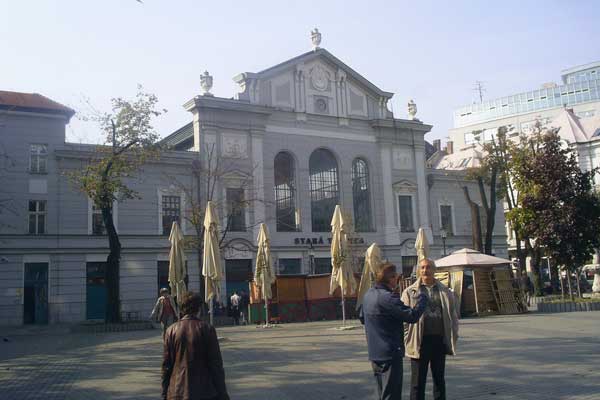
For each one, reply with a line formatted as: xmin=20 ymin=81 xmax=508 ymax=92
xmin=294 ymin=236 xmax=365 ymax=245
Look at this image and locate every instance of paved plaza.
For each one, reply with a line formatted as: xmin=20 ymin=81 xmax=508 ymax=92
xmin=1 ymin=312 xmax=599 ymax=399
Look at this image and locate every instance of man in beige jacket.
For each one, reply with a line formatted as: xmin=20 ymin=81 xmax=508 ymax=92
xmin=401 ymin=258 xmax=459 ymax=400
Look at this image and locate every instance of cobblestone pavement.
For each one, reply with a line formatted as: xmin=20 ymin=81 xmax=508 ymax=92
xmin=1 ymin=312 xmax=599 ymax=399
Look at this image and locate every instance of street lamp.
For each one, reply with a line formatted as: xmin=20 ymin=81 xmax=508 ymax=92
xmin=440 ymin=228 xmax=447 ymax=256
xmin=308 ymin=242 xmax=315 ymax=275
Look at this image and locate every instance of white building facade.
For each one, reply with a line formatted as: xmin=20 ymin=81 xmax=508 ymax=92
xmin=0 ymin=43 xmax=507 ymax=325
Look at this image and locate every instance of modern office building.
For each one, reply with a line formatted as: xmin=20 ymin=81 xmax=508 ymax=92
xmin=432 ymin=61 xmax=600 ymax=264
xmin=0 ymin=35 xmax=507 ymax=325
xmin=449 ymin=61 xmax=600 ymax=149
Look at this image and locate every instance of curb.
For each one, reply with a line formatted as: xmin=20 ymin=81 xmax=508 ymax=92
xmin=537 ymin=301 xmax=600 ymax=313
xmin=70 ymin=321 xmax=155 ymax=333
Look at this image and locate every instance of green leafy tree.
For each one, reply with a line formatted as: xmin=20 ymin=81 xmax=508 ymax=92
xmin=69 ymin=88 xmax=164 ymax=322
xmin=507 ymin=129 xmax=600 ymax=298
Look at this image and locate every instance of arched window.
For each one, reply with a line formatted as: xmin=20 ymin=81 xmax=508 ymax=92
xmin=309 ymin=149 xmax=339 ymax=232
xmin=274 ymin=152 xmax=297 ymax=231
xmin=352 ymin=158 xmax=372 ymax=232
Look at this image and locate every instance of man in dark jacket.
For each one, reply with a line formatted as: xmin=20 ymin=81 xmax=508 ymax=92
xmin=360 ymin=263 xmax=428 ymax=400
xmin=162 ymin=292 xmax=230 ymax=400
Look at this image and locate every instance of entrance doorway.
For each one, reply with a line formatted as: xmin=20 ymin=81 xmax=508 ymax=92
xmin=157 ymin=261 xmax=169 ymax=295
xmin=225 ymin=259 xmax=252 ymax=298
xmin=23 ymin=263 xmax=48 ymax=324
xmin=86 ymin=262 xmax=107 ymax=320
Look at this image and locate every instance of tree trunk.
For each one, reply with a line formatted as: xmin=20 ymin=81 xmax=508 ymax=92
xmin=575 ymin=269 xmax=582 ymax=298
xmin=463 ymin=186 xmax=483 ymax=252
xmin=514 ymin=232 xmax=526 ymax=273
xmin=477 ymin=172 xmax=497 ymax=255
xmin=566 ymin=270 xmax=574 ymax=302
xmin=102 ymin=204 xmax=121 ymax=323
xmin=525 ymin=239 xmax=543 ymax=296
xmin=549 ymin=260 xmax=560 ymax=295
xmin=559 ymin=271 xmax=565 ymax=299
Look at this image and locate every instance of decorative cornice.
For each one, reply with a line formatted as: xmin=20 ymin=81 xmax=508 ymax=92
xmin=184 ymin=95 xmax=272 ymax=115
xmin=370 ymin=118 xmax=433 ymax=133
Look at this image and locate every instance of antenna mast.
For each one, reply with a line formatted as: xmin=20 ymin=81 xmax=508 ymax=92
xmin=473 ymin=81 xmax=486 ymax=103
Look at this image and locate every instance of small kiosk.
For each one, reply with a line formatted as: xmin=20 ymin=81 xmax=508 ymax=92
xmin=435 ymin=248 xmax=527 ymax=316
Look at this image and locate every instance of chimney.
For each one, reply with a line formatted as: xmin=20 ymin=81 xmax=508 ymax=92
xmin=446 ymin=141 xmax=454 ymax=154
xmin=433 ymin=139 xmax=441 ymax=152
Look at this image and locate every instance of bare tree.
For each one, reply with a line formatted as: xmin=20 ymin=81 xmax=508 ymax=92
xmin=163 ymin=142 xmax=270 ymax=301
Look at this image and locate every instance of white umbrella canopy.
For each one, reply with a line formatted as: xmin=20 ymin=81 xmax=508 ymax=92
xmin=415 ymin=228 xmax=430 ymax=262
xmin=435 ymin=248 xmax=512 ymax=268
xmin=168 ymin=221 xmax=188 ymax=305
xmin=330 ymin=205 xmax=357 ymax=296
xmin=202 ymin=201 xmax=223 ymax=306
xmin=254 ymin=223 xmax=275 ymax=301
xmin=356 ymin=243 xmax=383 ymax=309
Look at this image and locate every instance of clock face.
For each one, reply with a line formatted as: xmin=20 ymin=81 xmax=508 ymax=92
xmin=316 ymin=98 xmax=327 ymax=112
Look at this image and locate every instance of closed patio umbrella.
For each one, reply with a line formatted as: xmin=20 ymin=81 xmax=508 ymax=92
xmin=168 ymin=221 xmax=187 ymax=306
xmin=330 ymin=205 xmax=356 ymax=326
xmin=414 ymin=227 xmax=430 ymax=278
xmin=254 ymin=223 xmax=275 ymax=326
xmin=356 ymin=243 xmax=383 ymax=310
xmin=415 ymin=227 xmax=430 ymax=262
xmin=202 ymin=201 xmax=223 ymax=326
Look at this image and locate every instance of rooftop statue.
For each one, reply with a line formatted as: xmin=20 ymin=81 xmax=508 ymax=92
xmin=408 ymin=99 xmax=418 ymax=120
xmin=311 ymin=28 xmax=321 ymax=50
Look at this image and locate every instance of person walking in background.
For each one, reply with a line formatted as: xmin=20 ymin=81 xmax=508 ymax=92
xmin=360 ymin=263 xmax=428 ymax=400
xmin=402 ymin=259 xmax=459 ymax=400
xmin=230 ymin=291 xmax=241 ymax=325
xmin=520 ymin=271 xmax=534 ymax=306
xmin=239 ymin=289 xmax=250 ymax=325
xmin=150 ymin=288 xmax=179 ymax=340
xmin=162 ymin=292 xmax=230 ymax=400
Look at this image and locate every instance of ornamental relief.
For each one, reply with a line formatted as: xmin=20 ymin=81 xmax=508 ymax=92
xmin=222 ymin=134 xmax=248 ymax=159
xmin=310 ymin=65 xmax=330 ymax=92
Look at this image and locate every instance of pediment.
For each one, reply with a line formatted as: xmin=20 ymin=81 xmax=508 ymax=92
xmin=222 ymin=168 xmax=252 ymax=181
xmin=392 ymin=179 xmax=418 ymax=193
xmin=234 ymin=48 xmax=393 ymax=107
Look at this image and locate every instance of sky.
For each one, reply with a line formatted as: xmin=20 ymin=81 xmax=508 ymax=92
xmin=2 ymin=0 xmax=599 ymax=144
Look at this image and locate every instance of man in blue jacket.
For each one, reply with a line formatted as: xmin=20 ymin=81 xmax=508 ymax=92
xmin=360 ymin=263 xmax=428 ymax=400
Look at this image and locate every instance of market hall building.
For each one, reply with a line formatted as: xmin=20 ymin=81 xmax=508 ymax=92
xmin=0 ymin=39 xmax=507 ymax=325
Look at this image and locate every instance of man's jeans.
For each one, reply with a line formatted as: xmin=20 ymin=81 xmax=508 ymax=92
xmin=371 ymin=353 xmax=403 ymax=400
xmin=410 ymin=335 xmax=446 ymax=400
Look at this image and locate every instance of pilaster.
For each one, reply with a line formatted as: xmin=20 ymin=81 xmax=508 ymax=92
xmin=380 ymin=145 xmax=397 ymax=245
xmin=251 ymin=129 xmax=266 ymax=240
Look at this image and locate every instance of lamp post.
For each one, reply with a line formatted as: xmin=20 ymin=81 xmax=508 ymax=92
xmin=440 ymin=228 xmax=447 ymax=256
xmin=308 ymin=242 xmax=315 ymax=275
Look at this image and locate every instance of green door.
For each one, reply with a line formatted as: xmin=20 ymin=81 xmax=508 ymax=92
xmin=86 ymin=262 xmax=107 ymax=320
